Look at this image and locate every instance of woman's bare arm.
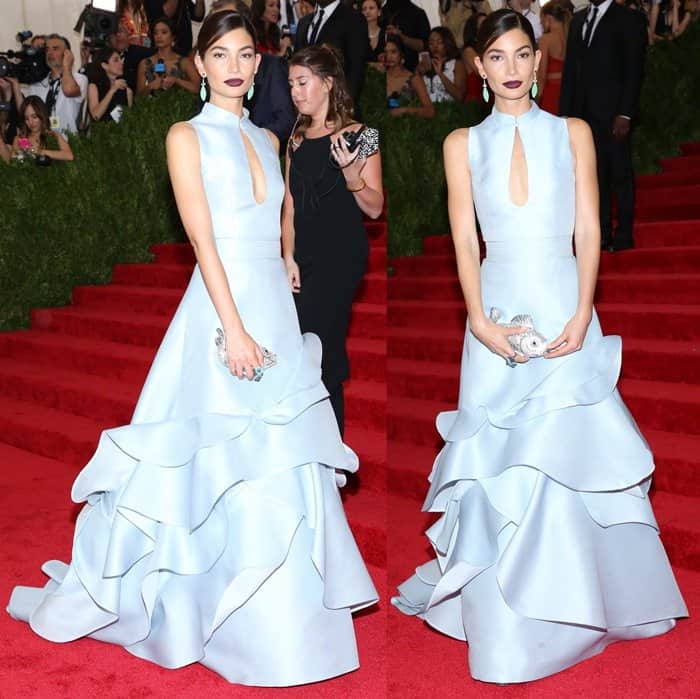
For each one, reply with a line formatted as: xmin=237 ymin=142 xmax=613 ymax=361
xmin=166 ymin=121 xmax=263 ymax=376
xmin=281 ymin=143 xmax=300 ymax=291
xmin=41 ymin=130 xmax=74 ymax=161
xmin=445 ymin=128 xmax=525 ymax=361
xmin=547 ymin=117 xmax=600 ymax=357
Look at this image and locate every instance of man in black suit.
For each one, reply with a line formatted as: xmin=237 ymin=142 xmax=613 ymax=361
xmin=294 ymin=0 xmax=369 ymax=108
xmin=560 ymin=0 xmax=647 ymax=252
xmin=381 ymin=0 xmax=430 ymax=71
xmin=245 ymin=54 xmax=296 ymax=144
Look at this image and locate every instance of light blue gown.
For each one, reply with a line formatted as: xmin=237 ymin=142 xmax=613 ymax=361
xmin=391 ymin=103 xmax=688 ymax=683
xmin=7 ymin=102 xmax=378 ymax=686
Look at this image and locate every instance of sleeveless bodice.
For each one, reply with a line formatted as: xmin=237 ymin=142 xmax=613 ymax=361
xmin=189 ymin=102 xmax=284 ymax=256
xmin=468 ymin=102 xmax=575 ymax=260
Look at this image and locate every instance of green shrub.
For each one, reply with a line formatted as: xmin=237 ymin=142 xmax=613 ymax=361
xmin=0 ymin=90 xmax=197 ymax=330
xmin=1 ymin=23 xmax=698 ymax=329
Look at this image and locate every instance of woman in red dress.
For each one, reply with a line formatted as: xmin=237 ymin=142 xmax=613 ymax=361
xmin=538 ymin=0 xmax=571 ymax=114
xmin=462 ymin=12 xmax=487 ymax=102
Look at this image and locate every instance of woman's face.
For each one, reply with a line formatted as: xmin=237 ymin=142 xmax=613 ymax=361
xmin=24 ymin=106 xmax=42 ymax=133
xmin=196 ymin=28 xmax=261 ymax=102
xmin=428 ymin=32 xmax=446 ymax=59
xmin=153 ymin=22 xmax=174 ymax=49
xmin=103 ymin=52 xmax=124 ymax=77
xmin=475 ymin=28 xmax=540 ymax=102
xmin=288 ymin=65 xmax=330 ymax=119
xmin=384 ymin=41 xmax=402 ymax=68
xmin=362 ymin=0 xmax=380 ymax=23
xmin=263 ymin=0 xmax=280 ymax=24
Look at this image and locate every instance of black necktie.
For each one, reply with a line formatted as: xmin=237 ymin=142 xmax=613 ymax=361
xmin=309 ymin=8 xmax=325 ymax=44
xmin=582 ymin=6 xmax=598 ymax=46
xmin=45 ymin=76 xmax=61 ymax=115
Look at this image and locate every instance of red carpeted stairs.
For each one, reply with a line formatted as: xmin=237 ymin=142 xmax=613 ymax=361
xmin=386 ymin=143 xmax=700 ymax=697
xmin=0 ymin=220 xmax=387 ymax=697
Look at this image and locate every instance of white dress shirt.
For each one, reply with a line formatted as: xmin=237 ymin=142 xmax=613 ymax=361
xmin=24 ymin=71 xmax=88 ymax=135
xmin=307 ymin=0 xmax=340 ymax=43
xmin=583 ymin=0 xmax=614 ymax=44
xmin=523 ymin=8 xmax=543 ymax=41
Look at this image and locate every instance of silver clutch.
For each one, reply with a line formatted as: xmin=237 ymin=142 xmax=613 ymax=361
xmin=215 ymin=328 xmax=277 ymax=381
xmin=489 ymin=308 xmax=548 ymax=358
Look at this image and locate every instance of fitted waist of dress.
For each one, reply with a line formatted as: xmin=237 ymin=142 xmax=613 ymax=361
xmin=214 ymin=237 xmax=281 ymax=259
xmin=484 ymin=237 xmax=573 ymax=263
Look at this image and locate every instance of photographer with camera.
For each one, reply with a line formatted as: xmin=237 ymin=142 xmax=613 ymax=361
xmin=88 ymin=47 xmax=133 ymax=122
xmin=11 ymin=95 xmax=74 ymax=162
xmin=10 ymin=35 xmax=88 ymax=136
xmin=283 ymin=44 xmax=383 ymax=433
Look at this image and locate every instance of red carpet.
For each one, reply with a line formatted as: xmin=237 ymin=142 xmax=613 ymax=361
xmin=0 ymin=221 xmax=387 ymax=696
xmin=387 ymin=143 xmax=700 ymax=696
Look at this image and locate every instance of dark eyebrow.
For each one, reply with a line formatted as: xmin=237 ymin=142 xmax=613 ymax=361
xmin=486 ymin=44 xmax=532 ymax=54
xmin=209 ymin=44 xmax=255 ymax=52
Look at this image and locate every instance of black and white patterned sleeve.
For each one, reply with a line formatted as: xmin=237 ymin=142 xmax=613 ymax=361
xmin=358 ymin=127 xmax=379 ymax=159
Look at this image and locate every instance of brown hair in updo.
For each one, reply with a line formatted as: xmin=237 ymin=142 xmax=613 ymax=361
xmin=541 ymin=0 xmax=573 ymax=35
xmin=475 ymin=8 xmax=537 ymax=58
xmin=288 ymin=44 xmax=355 ymax=144
xmin=196 ymin=9 xmax=257 ymax=58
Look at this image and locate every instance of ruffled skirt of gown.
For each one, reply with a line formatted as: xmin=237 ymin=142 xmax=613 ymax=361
xmin=7 ymin=244 xmax=378 ymax=687
xmin=392 ymin=250 xmax=688 ymax=684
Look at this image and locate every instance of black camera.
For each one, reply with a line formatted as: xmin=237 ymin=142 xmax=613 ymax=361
xmin=330 ymin=126 xmax=366 ymax=167
xmin=342 ymin=126 xmax=365 ymax=153
xmin=74 ymin=5 xmax=119 ymax=51
xmin=0 ymin=33 xmax=49 ymax=84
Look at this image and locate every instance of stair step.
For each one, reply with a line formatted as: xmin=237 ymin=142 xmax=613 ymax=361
xmin=150 ymin=243 xmax=388 ymax=275
xmin=344 ymin=425 xmax=387 ymax=494
xmin=620 ymin=378 xmax=700 ymax=436
xmin=635 ymin=219 xmax=700 ymax=247
xmin=345 ymin=379 xmax=387 ymax=433
xmin=33 ymin=301 xmax=387 ymax=345
xmin=636 ymin=169 xmax=700 ymax=189
xmin=0 ymin=395 xmax=103 ymax=466
xmin=660 ymin=153 xmax=700 ymax=172
xmin=389 ymin=273 xmax=700 ymax=305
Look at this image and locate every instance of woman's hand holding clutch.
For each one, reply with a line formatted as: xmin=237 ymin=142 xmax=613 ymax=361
xmin=224 ymin=327 xmax=265 ymax=380
xmin=470 ymin=317 xmax=530 ymax=366
xmin=546 ymin=311 xmax=591 ymax=359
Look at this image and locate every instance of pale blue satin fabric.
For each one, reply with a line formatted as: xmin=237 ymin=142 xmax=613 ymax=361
xmin=392 ymin=102 xmax=688 ymax=684
xmin=7 ymin=102 xmax=377 ymax=686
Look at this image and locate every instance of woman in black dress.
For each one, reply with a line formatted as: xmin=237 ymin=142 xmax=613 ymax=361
xmin=87 ymin=47 xmax=133 ymax=123
xmin=283 ymin=45 xmax=383 ymax=434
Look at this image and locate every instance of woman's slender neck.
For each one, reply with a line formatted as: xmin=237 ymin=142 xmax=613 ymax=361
xmin=368 ymin=18 xmax=378 ymax=32
xmin=493 ymin=93 xmax=533 ymax=117
xmin=157 ymin=46 xmax=176 ymax=60
xmin=209 ymin=94 xmax=245 ymax=118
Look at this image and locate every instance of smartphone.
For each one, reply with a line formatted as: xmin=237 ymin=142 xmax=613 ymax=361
xmin=418 ymin=51 xmax=431 ymax=69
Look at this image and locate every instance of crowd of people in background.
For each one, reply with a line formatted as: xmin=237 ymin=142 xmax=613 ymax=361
xmin=1 ymin=0 xmax=699 ymax=166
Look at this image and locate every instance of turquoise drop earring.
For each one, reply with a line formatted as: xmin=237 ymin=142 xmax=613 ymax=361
xmin=530 ymin=71 xmax=538 ymax=99
xmin=481 ymin=76 xmax=489 ymax=103
xmin=247 ymin=83 xmax=255 ymax=101
xmin=199 ymin=76 xmax=207 ymax=102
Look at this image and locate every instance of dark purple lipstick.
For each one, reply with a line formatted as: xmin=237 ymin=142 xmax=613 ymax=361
xmin=503 ymin=80 xmax=523 ymax=89
xmin=225 ymin=78 xmax=244 ymax=87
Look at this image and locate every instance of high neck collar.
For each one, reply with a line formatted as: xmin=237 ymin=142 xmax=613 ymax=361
xmin=490 ymin=100 xmax=539 ymax=127
xmin=201 ymin=101 xmax=249 ymax=125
